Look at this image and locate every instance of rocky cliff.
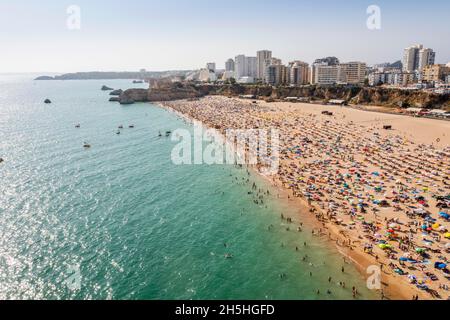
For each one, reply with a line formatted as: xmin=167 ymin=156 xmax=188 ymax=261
xmin=214 ymin=84 xmax=449 ymax=109
xmin=114 ymin=82 xmax=449 ymax=109
xmin=119 ymin=88 xmax=150 ymax=104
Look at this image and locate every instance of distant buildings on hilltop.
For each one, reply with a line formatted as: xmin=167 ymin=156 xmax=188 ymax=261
xmin=191 ymin=44 xmax=448 ymax=93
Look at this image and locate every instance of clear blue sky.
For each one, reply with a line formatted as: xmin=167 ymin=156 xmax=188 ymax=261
xmin=0 ymin=0 xmax=449 ymax=72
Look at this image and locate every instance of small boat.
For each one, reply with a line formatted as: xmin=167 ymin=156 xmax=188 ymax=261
xmin=83 ymin=143 xmax=91 ymax=148
xmin=118 ymin=125 xmax=124 ymax=129
xmin=75 ymin=124 xmax=80 ymax=128
xmin=129 ymin=125 xmax=135 ymax=128
xmin=116 ymin=131 xmax=121 ymax=135
xmin=165 ymin=131 xmax=172 ymax=137
xmin=158 ymin=131 xmax=162 ymax=137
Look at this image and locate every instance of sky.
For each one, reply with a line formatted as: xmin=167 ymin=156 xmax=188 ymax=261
xmin=0 ymin=0 xmax=449 ymax=73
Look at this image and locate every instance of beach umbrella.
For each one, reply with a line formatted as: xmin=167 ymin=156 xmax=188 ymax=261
xmin=434 ymin=262 xmax=447 ymax=269
xmin=445 ymin=233 xmax=450 ymax=239
xmin=415 ymin=248 xmax=426 ymax=254
xmin=439 ymin=212 xmax=450 ymax=220
xmin=432 ymin=223 xmax=440 ymax=230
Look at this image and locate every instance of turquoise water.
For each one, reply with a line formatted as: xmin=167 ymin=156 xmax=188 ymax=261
xmin=0 ymin=74 xmax=377 ymax=300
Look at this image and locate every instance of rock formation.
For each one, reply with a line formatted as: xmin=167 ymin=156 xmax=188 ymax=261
xmin=112 ymin=81 xmax=449 ymax=110
xmin=119 ymin=89 xmax=149 ymax=105
xmin=109 ymin=89 xmax=123 ymax=96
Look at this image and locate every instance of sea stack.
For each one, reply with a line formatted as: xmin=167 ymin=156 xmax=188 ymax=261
xmin=101 ymin=85 xmax=114 ymax=91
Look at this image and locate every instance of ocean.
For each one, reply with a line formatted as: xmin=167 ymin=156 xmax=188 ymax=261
xmin=0 ymin=74 xmax=377 ymax=300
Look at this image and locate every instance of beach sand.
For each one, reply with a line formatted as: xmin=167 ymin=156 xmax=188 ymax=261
xmin=159 ymin=96 xmax=450 ymax=300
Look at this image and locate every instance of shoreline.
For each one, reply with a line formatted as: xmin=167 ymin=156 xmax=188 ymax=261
xmin=155 ymin=99 xmax=439 ymax=300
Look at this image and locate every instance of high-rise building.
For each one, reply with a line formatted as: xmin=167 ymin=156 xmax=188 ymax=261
xmin=263 ymin=58 xmax=285 ymax=85
xmin=418 ymin=48 xmax=436 ymax=71
xmin=289 ymin=61 xmax=310 ymax=85
xmin=339 ymin=62 xmax=367 ymax=84
xmin=311 ymin=64 xmax=340 ymax=85
xmin=225 ymin=59 xmax=235 ymax=72
xmin=311 ymin=57 xmax=341 ymax=85
xmin=246 ymin=57 xmax=257 ymax=78
xmin=265 ymin=65 xmax=282 ymax=86
xmin=257 ymin=50 xmax=272 ymax=80
xmin=402 ymin=44 xmax=423 ymax=72
xmin=235 ymin=55 xmax=247 ymax=79
xmin=206 ymin=63 xmax=216 ymax=72
xmin=234 ymin=55 xmax=257 ymax=80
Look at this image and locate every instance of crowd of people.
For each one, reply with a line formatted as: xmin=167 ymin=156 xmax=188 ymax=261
xmin=161 ymin=96 xmax=450 ymax=300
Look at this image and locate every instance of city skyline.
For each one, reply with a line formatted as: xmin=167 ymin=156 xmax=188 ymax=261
xmin=0 ymin=0 xmax=449 ymax=73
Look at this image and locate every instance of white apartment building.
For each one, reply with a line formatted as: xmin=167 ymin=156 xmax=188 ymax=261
xmin=289 ymin=61 xmax=310 ymax=85
xmin=418 ymin=48 xmax=436 ymax=71
xmin=339 ymin=62 xmax=367 ymax=84
xmin=368 ymin=71 xmax=415 ymax=87
xmin=235 ymin=55 xmax=247 ymax=79
xmin=246 ymin=57 xmax=257 ymax=79
xmin=311 ymin=63 xmax=340 ymax=85
xmin=225 ymin=59 xmax=235 ymax=72
xmin=234 ymin=55 xmax=257 ymax=81
xmin=403 ymin=44 xmax=423 ymax=72
xmin=256 ymin=50 xmax=272 ymax=80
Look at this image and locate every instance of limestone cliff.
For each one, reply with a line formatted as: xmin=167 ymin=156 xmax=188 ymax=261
xmin=114 ymin=82 xmax=449 ymax=109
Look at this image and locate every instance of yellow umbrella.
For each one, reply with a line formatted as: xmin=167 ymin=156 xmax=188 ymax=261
xmin=445 ymin=233 xmax=450 ymax=239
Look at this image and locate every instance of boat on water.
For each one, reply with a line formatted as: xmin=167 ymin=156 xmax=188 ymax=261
xmin=116 ymin=131 xmax=121 ymax=135
xmin=165 ymin=131 xmax=172 ymax=137
xmin=83 ymin=143 xmax=91 ymax=148
xmin=75 ymin=124 xmax=80 ymax=128
xmin=129 ymin=125 xmax=135 ymax=128
xmin=118 ymin=125 xmax=124 ymax=129
xmin=158 ymin=131 xmax=162 ymax=137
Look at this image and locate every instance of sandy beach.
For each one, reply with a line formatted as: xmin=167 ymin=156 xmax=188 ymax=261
xmin=159 ymin=96 xmax=450 ymax=300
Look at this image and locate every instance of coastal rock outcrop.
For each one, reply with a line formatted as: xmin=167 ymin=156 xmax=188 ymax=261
xmin=34 ymin=76 xmax=54 ymax=80
xmin=119 ymin=88 xmax=149 ymax=105
xmin=101 ymin=85 xmax=114 ymax=91
xmin=109 ymin=97 xmax=120 ymax=102
xmin=110 ymin=89 xmax=123 ymax=96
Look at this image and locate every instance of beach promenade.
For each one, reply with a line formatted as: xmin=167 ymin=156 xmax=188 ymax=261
xmin=160 ymin=96 xmax=450 ymax=300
